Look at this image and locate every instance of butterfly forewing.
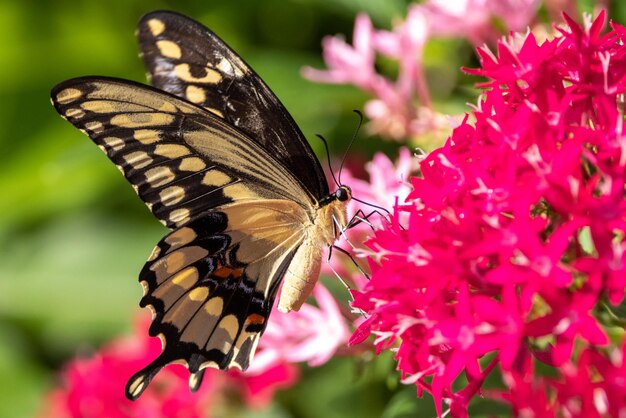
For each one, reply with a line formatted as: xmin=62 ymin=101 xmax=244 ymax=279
xmin=137 ymin=10 xmax=329 ymax=200
xmin=51 ymin=77 xmax=312 ymax=228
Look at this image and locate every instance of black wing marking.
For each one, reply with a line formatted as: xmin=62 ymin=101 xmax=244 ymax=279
xmin=136 ymin=10 xmax=329 ymax=201
xmin=51 ymin=77 xmax=314 ymax=228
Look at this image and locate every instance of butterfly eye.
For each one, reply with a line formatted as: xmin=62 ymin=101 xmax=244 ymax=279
xmin=335 ymin=186 xmax=351 ymax=202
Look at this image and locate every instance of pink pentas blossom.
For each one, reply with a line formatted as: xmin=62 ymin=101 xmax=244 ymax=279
xmin=303 ymin=2 xmax=543 ymax=142
xmin=351 ymin=11 xmax=626 ymax=417
xmin=249 ymin=284 xmax=349 ymax=370
xmin=38 ymin=314 xmax=301 ymax=417
xmin=422 ymin=0 xmax=541 ymax=45
xmin=303 ymin=8 xmax=448 ymax=141
xmin=38 ymin=316 xmax=215 ymax=418
xmin=301 ymin=14 xmax=381 ymax=91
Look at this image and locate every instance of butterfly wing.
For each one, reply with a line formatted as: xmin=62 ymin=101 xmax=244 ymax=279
xmin=51 ymin=77 xmax=314 ymax=228
xmin=136 ymin=10 xmax=329 ymax=201
xmin=50 ymin=77 xmax=315 ymax=397
xmin=126 ymin=199 xmax=307 ymax=399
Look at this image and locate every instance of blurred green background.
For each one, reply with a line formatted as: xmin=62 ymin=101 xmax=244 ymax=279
xmin=1 ymin=0 xmax=618 ymax=417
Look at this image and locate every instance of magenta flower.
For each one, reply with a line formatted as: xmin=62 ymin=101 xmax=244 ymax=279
xmin=38 ymin=314 xmax=301 ymax=416
xmin=38 ymin=316 xmax=215 ymax=418
xmin=351 ymin=11 xmax=626 ymax=417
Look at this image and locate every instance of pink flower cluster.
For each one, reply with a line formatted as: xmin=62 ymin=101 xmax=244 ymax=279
xmin=40 ymin=283 xmax=349 ymax=417
xmin=351 ymin=11 xmax=626 ymax=417
xmin=302 ymin=0 xmax=540 ymax=141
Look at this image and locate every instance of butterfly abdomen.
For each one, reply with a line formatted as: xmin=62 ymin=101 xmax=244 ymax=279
xmin=278 ymin=199 xmax=348 ymax=312
xmin=279 ymin=238 xmax=323 ymax=312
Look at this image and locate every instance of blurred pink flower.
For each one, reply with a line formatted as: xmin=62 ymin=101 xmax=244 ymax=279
xmin=351 ymin=11 xmax=626 ymax=417
xmin=252 ymin=284 xmax=350 ymax=369
xmin=227 ymin=363 xmax=298 ymax=409
xmin=39 ymin=317 xmax=215 ymax=418
xmin=303 ymin=9 xmax=447 ymax=141
xmin=303 ymin=1 xmax=542 ymax=142
xmin=39 ymin=314 xmax=302 ymax=416
xmin=302 ymin=14 xmax=382 ymax=91
xmin=422 ymin=0 xmax=541 ymax=45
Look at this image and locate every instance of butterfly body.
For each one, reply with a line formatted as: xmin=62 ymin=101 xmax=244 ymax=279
xmin=279 ymin=191 xmax=350 ymax=313
xmin=51 ymin=10 xmax=352 ymax=400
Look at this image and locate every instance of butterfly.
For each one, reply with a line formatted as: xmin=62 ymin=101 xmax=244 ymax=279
xmin=50 ymin=10 xmax=353 ymax=400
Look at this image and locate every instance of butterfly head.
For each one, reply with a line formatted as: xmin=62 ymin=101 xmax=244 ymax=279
xmin=335 ymin=185 xmax=352 ymax=202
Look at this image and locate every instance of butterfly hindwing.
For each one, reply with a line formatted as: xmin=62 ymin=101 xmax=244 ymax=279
xmin=136 ymin=10 xmax=329 ymax=200
xmin=51 ymin=77 xmax=313 ymax=228
xmin=126 ymin=200 xmax=307 ymax=400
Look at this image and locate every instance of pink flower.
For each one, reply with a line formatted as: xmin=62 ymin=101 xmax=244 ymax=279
xmin=249 ymin=284 xmax=350 ymax=369
xmin=422 ymin=0 xmax=541 ymax=45
xmin=227 ymin=363 xmax=298 ymax=409
xmin=38 ymin=314 xmax=302 ymax=416
xmin=351 ymin=11 xmax=626 ymax=417
xmin=303 ymin=8 xmax=448 ymax=141
xmin=301 ymin=14 xmax=381 ymax=91
xmin=38 ymin=317 xmax=215 ymax=418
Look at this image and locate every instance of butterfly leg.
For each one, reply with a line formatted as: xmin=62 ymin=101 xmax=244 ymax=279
xmin=325 ymin=245 xmax=355 ymax=299
xmin=329 ymin=244 xmax=370 ymax=281
xmin=345 ymin=208 xmax=391 ymax=230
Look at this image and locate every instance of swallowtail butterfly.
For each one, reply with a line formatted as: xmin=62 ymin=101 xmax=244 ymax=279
xmin=50 ymin=10 xmax=352 ymax=399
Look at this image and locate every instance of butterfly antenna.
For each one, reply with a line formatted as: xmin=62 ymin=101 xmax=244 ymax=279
xmin=315 ymin=134 xmax=340 ymax=188
xmin=338 ymin=110 xmax=364 ymax=185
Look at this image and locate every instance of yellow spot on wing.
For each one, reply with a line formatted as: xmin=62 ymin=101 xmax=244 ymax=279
xmin=169 ymin=208 xmax=191 ymax=225
xmin=179 ymin=157 xmax=206 ymax=172
xmin=172 ymin=267 xmax=199 ymax=288
xmin=85 ymin=121 xmax=104 ymax=134
xmin=185 ymin=85 xmax=206 ymax=104
xmin=65 ymin=108 xmax=85 ymax=118
xmin=223 ymin=183 xmax=257 ymax=200
xmin=189 ymin=286 xmax=209 ymax=302
xmin=154 ymin=144 xmax=190 ymax=158
xmin=127 ymin=376 xmax=146 ymax=399
xmin=110 ymin=113 xmax=175 ymax=128
xmin=204 ymin=297 xmax=224 ymax=316
xmin=81 ymin=100 xmax=116 ymax=113
xmin=156 ymin=40 xmax=182 ymax=59
xmin=159 ymin=186 xmax=185 ymax=206
xmin=158 ymin=101 xmax=178 ymax=113
xmin=123 ymin=151 xmax=153 ymax=169
xmin=102 ymin=136 xmax=125 ymax=151
xmin=164 ymin=227 xmax=197 ymax=247
xmin=202 ymin=170 xmax=231 ymax=187
xmin=144 ymin=166 xmax=175 ymax=188
xmin=175 ymin=63 xmax=222 ymax=84
xmin=134 ymin=129 xmax=161 ymax=144
xmin=56 ymin=87 xmax=82 ymax=104
xmin=218 ymin=315 xmax=239 ymax=339
xmin=147 ymin=18 xmax=165 ymax=36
